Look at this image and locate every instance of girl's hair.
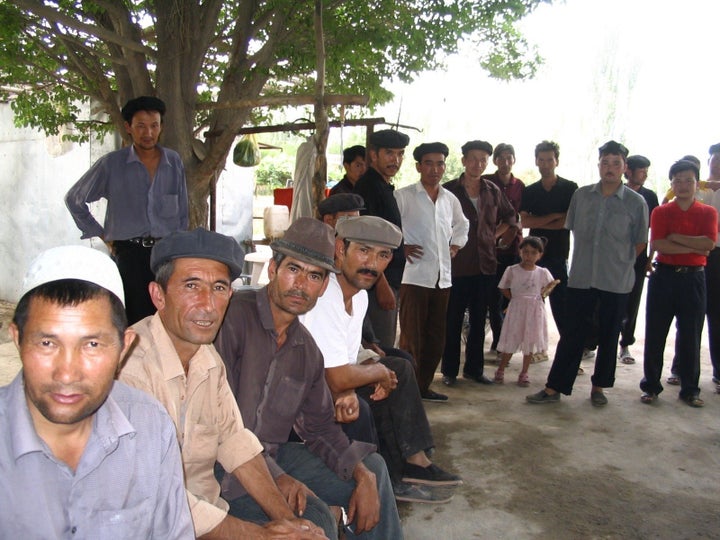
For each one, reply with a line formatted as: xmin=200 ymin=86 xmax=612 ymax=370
xmin=519 ymin=236 xmax=547 ymax=253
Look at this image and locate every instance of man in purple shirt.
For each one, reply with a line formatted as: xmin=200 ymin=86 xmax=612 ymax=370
xmin=65 ymin=96 xmax=188 ymax=325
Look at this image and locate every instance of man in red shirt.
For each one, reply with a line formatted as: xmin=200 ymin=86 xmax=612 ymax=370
xmin=640 ymin=159 xmax=718 ymax=407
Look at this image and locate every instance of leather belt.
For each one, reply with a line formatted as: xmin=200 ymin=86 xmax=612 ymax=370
xmin=653 ymin=262 xmax=704 ymax=273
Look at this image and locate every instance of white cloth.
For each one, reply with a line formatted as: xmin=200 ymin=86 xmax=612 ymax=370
xmin=300 ymin=274 xmax=367 ymax=368
xmin=290 ymin=139 xmax=316 ymax=223
xmin=394 ymin=182 xmax=469 ymax=289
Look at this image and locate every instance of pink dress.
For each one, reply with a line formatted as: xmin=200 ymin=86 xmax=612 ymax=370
xmin=496 ymin=264 xmax=554 ymax=356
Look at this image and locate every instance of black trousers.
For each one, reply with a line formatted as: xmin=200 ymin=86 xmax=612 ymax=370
xmin=620 ymin=254 xmax=648 ymax=348
xmin=705 ymin=248 xmax=720 ymax=380
xmin=537 ymin=256 xmax=569 ymax=336
xmin=113 ymin=241 xmax=156 ymax=325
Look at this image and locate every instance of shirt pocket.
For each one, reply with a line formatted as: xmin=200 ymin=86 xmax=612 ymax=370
xmin=159 ymin=194 xmax=180 ymax=218
xmin=183 ymin=423 xmax=219 ymax=465
xmin=268 ymin=376 xmax=305 ymax=419
xmin=91 ymin=499 xmax=152 ymax=539
xmin=606 ymin=211 xmax=634 ymax=263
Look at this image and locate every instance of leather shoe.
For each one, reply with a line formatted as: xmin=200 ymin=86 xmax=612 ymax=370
xmin=463 ymin=373 xmax=494 ymax=385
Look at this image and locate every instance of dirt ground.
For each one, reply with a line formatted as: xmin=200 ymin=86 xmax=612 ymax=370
xmin=1 ymin=296 xmax=719 ymax=538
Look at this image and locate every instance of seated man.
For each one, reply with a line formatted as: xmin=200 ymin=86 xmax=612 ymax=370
xmin=1 ymin=245 xmax=193 ymax=538
xmin=119 ymin=228 xmax=327 ymax=539
xmin=300 ymin=215 xmax=462 ymax=504
xmin=214 ymin=218 xmax=404 ymax=540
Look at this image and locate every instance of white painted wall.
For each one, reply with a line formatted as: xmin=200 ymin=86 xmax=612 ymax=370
xmin=0 ymin=103 xmax=254 ymax=302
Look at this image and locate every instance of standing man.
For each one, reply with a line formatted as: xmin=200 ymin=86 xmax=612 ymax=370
xmin=214 ymin=218 xmax=404 ymax=540
xmin=395 ymin=143 xmax=469 ymax=401
xmin=701 ymin=143 xmax=720 ymax=391
xmin=330 ymin=145 xmax=367 ymax=195
xmin=527 ymin=141 xmax=648 ymax=406
xmin=442 ymin=140 xmax=518 ymax=386
xmin=66 ymin=96 xmax=188 ymax=325
xmin=519 ymin=141 xmax=578 ymax=337
xmin=1 ymin=245 xmax=193 ymax=538
xmin=482 ymin=143 xmax=525 ymax=353
xmin=640 ymin=160 xmax=717 ymax=407
xmin=618 ymin=155 xmax=658 ymax=364
xmin=354 ymin=129 xmax=411 ymax=349
xmin=119 ymin=229 xmax=327 ymax=539
xmin=301 ymin=216 xmax=462 ymax=503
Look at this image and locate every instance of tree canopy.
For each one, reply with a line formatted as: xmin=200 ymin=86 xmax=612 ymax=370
xmin=0 ymin=0 xmax=548 ymax=226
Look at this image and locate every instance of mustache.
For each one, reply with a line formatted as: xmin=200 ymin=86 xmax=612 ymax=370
xmin=357 ymin=268 xmax=379 ymax=278
xmin=284 ymin=290 xmax=310 ymax=301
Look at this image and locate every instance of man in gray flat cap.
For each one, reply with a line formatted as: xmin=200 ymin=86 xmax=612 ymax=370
xmin=1 ymin=245 xmax=193 ymax=538
xmin=215 ymin=218 xmax=403 ymax=539
xmin=301 ymin=216 xmax=462 ymax=504
xmin=354 ymin=129 xmax=411 ymax=350
xmin=395 ymin=143 xmax=469 ymax=402
xmin=119 ymin=228 xmax=327 ymax=539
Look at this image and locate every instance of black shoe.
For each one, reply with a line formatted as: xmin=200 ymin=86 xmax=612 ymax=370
xmin=441 ymin=375 xmax=456 ymax=386
xmin=463 ymin=373 xmax=494 ymax=385
xmin=402 ymin=463 xmax=463 ymax=486
xmin=421 ymin=390 xmax=448 ymax=402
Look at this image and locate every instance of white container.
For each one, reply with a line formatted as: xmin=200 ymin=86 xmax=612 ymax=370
xmin=263 ymin=205 xmax=289 ymax=239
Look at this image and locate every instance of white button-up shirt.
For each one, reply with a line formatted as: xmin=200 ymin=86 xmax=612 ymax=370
xmin=395 ymin=181 xmax=469 ymax=289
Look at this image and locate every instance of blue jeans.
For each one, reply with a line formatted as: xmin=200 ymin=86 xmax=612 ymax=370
xmin=546 ymin=287 xmax=628 ymax=395
xmin=229 ymin=443 xmax=403 ymax=540
xmin=641 ymin=267 xmax=705 ymax=398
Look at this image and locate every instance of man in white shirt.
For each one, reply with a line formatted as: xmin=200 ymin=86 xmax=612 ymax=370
xmin=394 ymin=143 xmax=470 ymax=401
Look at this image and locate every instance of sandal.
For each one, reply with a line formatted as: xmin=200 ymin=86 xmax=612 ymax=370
xmin=517 ymin=372 xmax=530 ymax=387
xmin=667 ymin=374 xmax=680 ymax=386
xmin=640 ymin=392 xmax=657 ymax=404
xmin=493 ymin=368 xmax=505 ymax=384
xmin=683 ymin=395 xmax=704 ymax=408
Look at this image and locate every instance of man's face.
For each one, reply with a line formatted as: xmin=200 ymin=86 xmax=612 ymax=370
xmin=369 ymin=147 xmax=404 ymax=181
xmin=462 ymin=149 xmax=490 ymax=180
xmin=267 ymin=256 xmax=329 ymax=316
xmin=536 ymin=151 xmax=558 ymax=177
xmin=494 ymin=151 xmax=515 ymax=176
xmin=415 ymin=152 xmax=446 ymax=188
xmin=671 ymin=169 xmax=698 ymax=201
xmin=709 ymin=153 xmax=720 ymax=180
xmin=322 ymin=210 xmax=360 ymax=230
xmin=150 ymin=258 xmax=232 ymax=361
xmin=598 ymin=153 xmax=626 ymax=185
xmin=343 ymin=156 xmax=367 ymax=184
xmin=626 ymin=167 xmax=649 ymax=188
xmin=124 ymin=110 xmax=162 ymax=151
xmin=11 ymin=295 xmax=135 ymax=428
xmin=337 ymin=240 xmax=393 ymax=291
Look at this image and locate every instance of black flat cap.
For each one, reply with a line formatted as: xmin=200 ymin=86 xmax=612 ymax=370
xmin=461 ymin=140 xmax=493 ymax=156
xmin=318 ymin=193 xmax=365 ymax=217
xmin=369 ymin=129 xmax=410 ymax=149
xmin=150 ymin=228 xmax=245 ymax=281
xmin=626 ymin=155 xmax=651 ymax=170
xmin=598 ymin=140 xmax=629 ymax=159
xmin=413 ymin=142 xmax=449 ymax=162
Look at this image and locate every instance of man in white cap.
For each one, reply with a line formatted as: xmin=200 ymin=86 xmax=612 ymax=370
xmin=0 ymin=245 xmax=193 ymax=538
xmin=119 ymin=228 xmax=327 ymax=539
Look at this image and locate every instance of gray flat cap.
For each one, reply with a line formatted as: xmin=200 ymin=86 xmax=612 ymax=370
xmin=271 ymin=217 xmax=339 ymax=273
xmin=335 ymin=215 xmax=403 ymax=249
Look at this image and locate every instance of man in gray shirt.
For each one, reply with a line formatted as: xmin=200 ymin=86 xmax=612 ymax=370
xmin=527 ymin=141 xmax=648 ymax=406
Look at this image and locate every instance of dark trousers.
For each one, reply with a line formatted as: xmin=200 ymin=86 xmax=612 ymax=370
xmin=442 ymin=274 xmax=495 ymax=378
xmin=537 ymin=256 xmax=569 ymax=336
xmin=547 ymin=287 xmax=628 ymax=395
xmin=488 ymin=253 xmax=518 ymax=348
xmin=113 ymin=241 xmax=156 ymax=325
xmin=705 ymin=248 xmax=720 ymax=380
xmin=620 ymin=254 xmax=648 ymax=347
xmin=341 ymin=397 xmax=378 ymax=446
xmin=399 ymin=284 xmax=451 ymax=393
xmin=366 ymin=285 xmax=399 ymax=349
xmin=641 ymin=267 xmax=705 ymax=399
xmin=357 ymin=356 xmax=434 ymax=483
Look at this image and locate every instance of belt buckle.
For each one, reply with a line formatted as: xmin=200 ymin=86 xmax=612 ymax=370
xmin=141 ymin=237 xmax=155 ymax=248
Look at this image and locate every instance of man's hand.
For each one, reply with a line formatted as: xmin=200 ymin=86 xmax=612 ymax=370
xmin=347 ymin=463 xmax=380 ymax=534
xmin=404 ymin=244 xmax=423 ymax=263
xmin=275 ymin=474 xmax=316 ymax=517
xmin=366 ymin=363 xmax=397 ymax=401
xmin=374 ymin=273 xmax=396 ymax=310
xmin=449 ymin=244 xmax=461 ymax=258
xmin=365 ymin=343 xmax=386 ymax=358
xmin=333 ymin=390 xmax=360 ymax=423
xmin=260 ymin=518 xmax=327 ymax=539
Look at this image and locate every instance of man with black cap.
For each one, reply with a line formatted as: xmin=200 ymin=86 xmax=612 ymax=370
xmin=119 ymin=228 xmax=326 ymax=539
xmin=301 ymin=215 xmax=462 ymax=504
xmin=215 ymin=217 xmax=403 ymax=539
xmin=527 ymin=140 xmax=648 ymax=406
xmin=330 ymin=145 xmax=367 ymax=195
xmin=442 ymin=140 xmax=519 ymax=387
xmin=1 ymin=245 xmax=193 ymax=538
xmin=618 ymin=155 xmax=658 ymax=365
xmin=640 ymin=160 xmax=717 ymax=407
xmin=66 ymin=96 xmax=188 ymax=325
xmin=318 ymin=193 xmax=365 ymax=228
xmin=395 ymin=142 xmax=469 ymax=401
xmin=354 ymin=129 xmax=411 ymax=350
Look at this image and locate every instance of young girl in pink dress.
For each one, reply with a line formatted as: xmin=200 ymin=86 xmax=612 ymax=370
xmin=494 ymin=237 xmax=559 ymax=387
